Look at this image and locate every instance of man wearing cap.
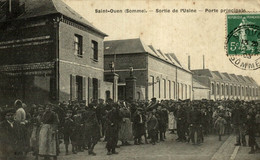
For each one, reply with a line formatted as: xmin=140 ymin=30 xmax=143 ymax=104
xmin=63 ymin=109 xmax=76 ymax=155
xmin=231 ymin=102 xmax=247 ymax=146
xmin=175 ymin=104 xmax=187 ymax=142
xmin=82 ymin=103 xmax=100 ymax=156
xmin=133 ymin=108 xmax=146 ymax=145
xmin=106 ymin=103 xmax=121 ymax=155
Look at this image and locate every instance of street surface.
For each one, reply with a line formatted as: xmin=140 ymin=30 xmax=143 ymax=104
xmin=27 ymin=133 xmax=260 ymax=160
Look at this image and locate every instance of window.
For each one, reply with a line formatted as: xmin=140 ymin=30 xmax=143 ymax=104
xmin=222 ymin=84 xmax=225 ymax=95
xmin=150 ymin=76 xmax=155 ymax=98
xmin=230 ymin=85 xmax=233 ymax=96
xmin=185 ymin=84 xmax=187 ymax=99
xmin=173 ymin=81 xmax=176 ymax=99
xmin=234 ymin=86 xmax=237 ymax=96
xmin=137 ymin=92 xmax=141 ymax=100
xmin=50 ymin=77 xmax=56 ymax=100
xmin=177 ymin=83 xmax=179 ymax=99
xmin=74 ymin=34 xmax=83 ymax=57
xmin=105 ymin=90 xmax=110 ymax=100
xmin=211 ymin=83 xmax=215 ymax=95
xmin=168 ymin=80 xmax=171 ymax=99
xmin=91 ymin=40 xmax=98 ymax=61
xmin=163 ymin=79 xmax=166 ymax=98
xmin=217 ymin=84 xmax=220 ymax=95
xmin=181 ymin=83 xmax=183 ymax=99
xmin=238 ymin=86 xmax=241 ymax=96
xmin=93 ymin=78 xmax=99 ymax=101
xmin=226 ymin=85 xmax=229 ymax=95
xmin=158 ymin=80 xmax=161 ymax=98
xmin=242 ymin=87 xmax=244 ymax=96
xmin=76 ymin=76 xmax=83 ymax=101
xmin=189 ymin=85 xmax=191 ymax=99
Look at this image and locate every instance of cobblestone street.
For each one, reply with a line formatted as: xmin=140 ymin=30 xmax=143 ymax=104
xmin=26 ymin=133 xmax=260 ymax=160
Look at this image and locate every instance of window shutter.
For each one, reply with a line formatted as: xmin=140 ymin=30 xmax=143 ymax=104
xmin=88 ymin=77 xmax=93 ymax=104
xmin=70 ymin=75 xmax=76 ymax=101
xmin=82 ymin=76 xmax=86 ymax=100
xmin=98 ymin=79 xmax=101 ymax=99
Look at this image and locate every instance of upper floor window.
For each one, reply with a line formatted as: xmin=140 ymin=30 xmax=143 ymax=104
xmin=91 ymin=40 xmax=98 ymax=61
xmin=74 ymin=34 xmax=83 ymax=57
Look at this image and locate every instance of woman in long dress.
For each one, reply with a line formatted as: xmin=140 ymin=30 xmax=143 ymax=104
xmin=118 ymin=103 xmax=133 ymax=145
xmin=38 ymin=104 xmax=59 ymax=160
xmin=30 ymin=105 xmax=44 ymax=160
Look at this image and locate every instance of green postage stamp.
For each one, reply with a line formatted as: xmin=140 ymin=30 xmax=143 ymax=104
xmin=227 ymin=14 xmax=260 ymax=55
xmin=227 ymin=13 xmax=260 ymax=70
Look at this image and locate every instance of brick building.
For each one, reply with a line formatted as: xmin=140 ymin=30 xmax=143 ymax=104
xmin=0 ymin=0 xmax=113 ymax=105
xmin=104 ymin=38 xmax=193 ymax=101
xmin=192 ymin=69 xmax=259 ymax=101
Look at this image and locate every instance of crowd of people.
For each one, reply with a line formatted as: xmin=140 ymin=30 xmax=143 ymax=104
xmin=0 ymin=98 xmax=260 ymax=160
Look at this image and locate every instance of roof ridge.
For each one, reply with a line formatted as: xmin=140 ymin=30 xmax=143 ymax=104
xmin=105 ymin=38 xmax=140 ymax=42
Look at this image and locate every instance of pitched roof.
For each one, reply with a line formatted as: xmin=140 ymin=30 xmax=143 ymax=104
xmin=0 ymin=0 xmax=106 ymax=36
xmin=104 ymin=38 xmax=148 ymax=55
xmin=148 ymin=45 xmax=163 ymax=58
xmin=222 ymin=73 xmax=232 ymax=81
xmin=211 ymin=71 xmax=223 ymax=80
xmin=192 ymin=69 xmax=213 ymax=77
xmin=237 ymin=75 xmax=247 ymax=83
xmin=104 ymin=38 xmax=190 ymax=72
xmin=193 ymin=78 xmax=210 ymax=89
xmin=166 ymin=53 xmax=182 ymax=67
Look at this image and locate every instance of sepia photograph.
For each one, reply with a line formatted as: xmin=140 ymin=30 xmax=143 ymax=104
xmin=0 ymin=0 xmax=259 ymax=159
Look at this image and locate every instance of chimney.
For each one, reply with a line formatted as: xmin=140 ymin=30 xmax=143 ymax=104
xmin=203 ymin=55 xmax=205 ymax=69
xmin=6 ymin=0 xmax=21 ymax=19
xmin=188 ymin=55 xmax=190 ymax=70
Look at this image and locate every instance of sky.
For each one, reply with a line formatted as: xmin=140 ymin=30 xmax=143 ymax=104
xmin=63 ymin=0 xmax=260 ymax=84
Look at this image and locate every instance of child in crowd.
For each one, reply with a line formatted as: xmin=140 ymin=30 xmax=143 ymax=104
xmin=63 ymin=109 xmax=76 ymax=155
xmin=147 ymin=112 xmax=158 ymax=145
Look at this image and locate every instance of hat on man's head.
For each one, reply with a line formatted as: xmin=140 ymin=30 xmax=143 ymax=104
xmin=14 ymin=99 xmax=22 ymax=108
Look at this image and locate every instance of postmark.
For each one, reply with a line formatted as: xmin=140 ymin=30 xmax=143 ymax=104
xmin=226 ymin=13 xmax=260 ymax=70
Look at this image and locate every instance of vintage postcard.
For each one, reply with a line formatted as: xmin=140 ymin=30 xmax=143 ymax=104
xmin=0 ymin=0 xmax=259 ymax=160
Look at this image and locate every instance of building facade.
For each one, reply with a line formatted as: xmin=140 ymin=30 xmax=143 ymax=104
xmin=104 ymin=38 xmax=193 ymax=101
xmin=192 ymin=69 xmax=259 ymax=101
xmin=0 ymin=0 xmax=113 ymax=105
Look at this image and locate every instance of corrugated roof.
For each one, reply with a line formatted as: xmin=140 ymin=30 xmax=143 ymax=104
xmin=0 ymin=0 xmax=107 ymax=36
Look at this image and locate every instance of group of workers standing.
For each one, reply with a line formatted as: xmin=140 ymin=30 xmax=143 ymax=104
xmin=0 ymin=98 xmax=260 ymax=160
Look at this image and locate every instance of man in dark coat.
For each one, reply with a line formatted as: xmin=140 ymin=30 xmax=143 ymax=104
xmin=187 ymin=104 xmax=203 ymax=144
xmin=106 ymin=103 xmax=121 ymax=155
xmin=175 ymin=104 xmax=187 ymax=142
xmin=82 ymin=103 xmax=100 ymax=156
xmin=156 ymin=105 xmax=168 ymax=141
xmin=133 ymin=108 xmax=146 ymax=145
xmin=0 ymin=108 xmax=25 ymax=160
xmin=231 ymin=103 xmax=247 ymax=146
